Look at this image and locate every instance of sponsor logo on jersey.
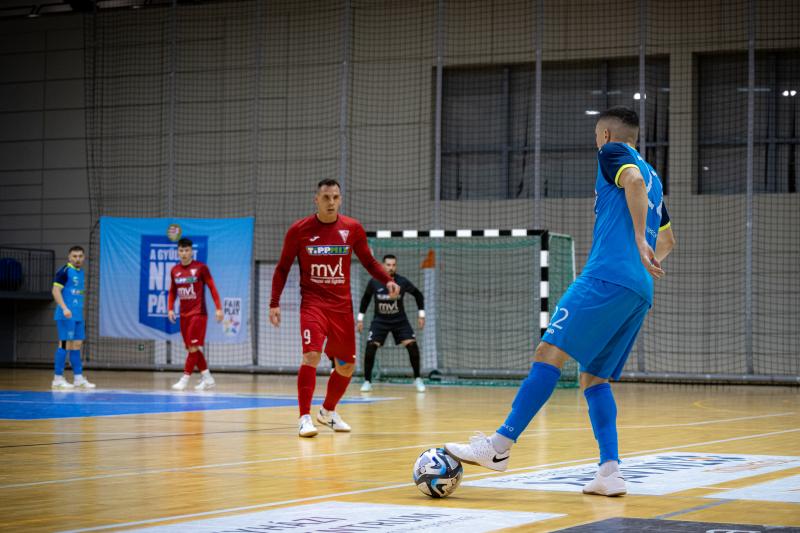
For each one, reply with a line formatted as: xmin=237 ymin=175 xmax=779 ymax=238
xmin=174 ymin=276 xmax=198 ymax=284
xmin=309 ymin=235 xmax=320 ymax=242
xmin=305 ymin=245 xmax=350 ymax=256
xmin=177 ymin=284 xmax=197 ymax=299
xmin=310 ymin=258 xmax=346 ymax=285
xmin=378 ymin=301 xmax=399 ymax=314
xmin=338 ymin=230 xmax=350 ymax=242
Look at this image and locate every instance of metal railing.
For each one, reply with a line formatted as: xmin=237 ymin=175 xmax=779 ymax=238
xmin=0 ymin=247 xmax=55 ymax=298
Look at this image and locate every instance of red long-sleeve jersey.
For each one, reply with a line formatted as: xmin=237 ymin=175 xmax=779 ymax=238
xmin=168 ymin=260 xmax=221 ymax=317
xmin=270 ymin=214 xmax=392 ymax=310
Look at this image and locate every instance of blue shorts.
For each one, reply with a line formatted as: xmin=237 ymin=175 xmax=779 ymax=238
xmin=541 ymin=276 xmax=649 ymax=380
xmin=56 ymin=320 xmax=85 ymax=341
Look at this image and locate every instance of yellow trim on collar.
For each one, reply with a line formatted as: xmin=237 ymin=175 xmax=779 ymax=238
xmin=614 ymin=164 xmax=639 ymax=188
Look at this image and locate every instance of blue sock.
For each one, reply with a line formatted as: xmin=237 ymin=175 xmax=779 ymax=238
xmin=68 ymin=350 xmax=83 ymax=375
xmin=584 ymin=382 xmax=619 ymax=464
xmin=497 ymin=362 xmax=561 ymax=441
xmin=55 ymin=348 xmax=67 ymax=375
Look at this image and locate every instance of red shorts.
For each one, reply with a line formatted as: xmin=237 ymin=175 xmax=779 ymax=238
xmin=180 ymin=314 xmax=208 ymax=349
xmin=300 ymin=306 xmax=356 ymax=363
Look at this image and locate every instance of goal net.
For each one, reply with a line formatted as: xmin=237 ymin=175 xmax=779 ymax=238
xmin=353 ymin=231 xmax=577 ymax=387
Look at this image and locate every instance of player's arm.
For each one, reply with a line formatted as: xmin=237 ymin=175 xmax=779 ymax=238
xmin=52 ymin=269 xmax=71 ymax=319
xmin=352 ymin=225 xmax=400 ymax=298
xmin=405 ymin=280 xmax=426 ymax=329
xmin=357 ymin=282 xmax=375 ymax=333
xmin=655 ymin=204 xmax=675 ymax=263
xmin=269 ymin=224 xmax=299 ymax=327
xmin=203 ymin=266 xmax=224 ymax=323
xmin=167 ymin=268 xmax=178 ymax=323
xmin=618 ymin=167 xmax=665 ymax=279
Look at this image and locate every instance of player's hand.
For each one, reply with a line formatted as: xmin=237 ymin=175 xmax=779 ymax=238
xmin=637 ymin=239 xmax=665 ymax=279
xmin=418 ymin=317 xmax=425 ymax=330
xmin=357 ymin=321 xmax=364 ymax=333
xmin=386 ymin=281 xmax=400 ymax=299
xmin=215 ymin=309 xmax=224 ymax=323
xmin=168 ymin=310 xmax=176 ymax=323
xmin=62 ymin=307 xmax=72 ymax=319
xmin=269 ymin=307 xmax=281 ymax=327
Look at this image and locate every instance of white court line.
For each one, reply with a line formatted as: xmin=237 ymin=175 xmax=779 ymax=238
xmin=4 ymin=411 xmax=790 ymax=437
xmin=59 ymin=427 xmax=800 ymax=533
xmin=0 ymin=443 xmax=439 ymax=490
xmin=3 ymin=411 xmax=795 ymax=489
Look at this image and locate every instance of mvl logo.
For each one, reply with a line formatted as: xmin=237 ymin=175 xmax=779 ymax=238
xmin=310 ymin=258 xmax=344 ymax=278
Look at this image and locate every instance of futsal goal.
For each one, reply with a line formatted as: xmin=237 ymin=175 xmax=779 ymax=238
xmin=354 ymin=230 xmax=578 ymax=387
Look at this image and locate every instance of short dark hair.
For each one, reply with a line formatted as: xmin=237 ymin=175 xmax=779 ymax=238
xmin=317 ymin=178 xmax=341 ymax=190
xmin=598 ymin=106 xmax=639 ymax=129
xmin=68 ymin=245 xmax=85 ymax=254
xmin=382 ymin=254 xmax=397 ymax=262
xmin=177 ymin=238 xmax=193 ymax=248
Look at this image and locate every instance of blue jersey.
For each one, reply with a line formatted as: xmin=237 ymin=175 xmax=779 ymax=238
xmin=580 ymin=142 xmax=671 ymax=304
xmin=54 ymin=263 xmax=85 ymax=321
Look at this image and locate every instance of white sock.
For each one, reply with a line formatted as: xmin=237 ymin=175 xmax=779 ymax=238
xmin=599 ymin=460 xmax=620 ymax=476
xmin=320 ymin=407 xmax=331 ymax=416
xmin=179 ymin=374 xmax=189 ymax=381
xmin=201 ymin=369 xmax=212 ymax=378
xmin=490 ymin=432 xmax=514 ymax=454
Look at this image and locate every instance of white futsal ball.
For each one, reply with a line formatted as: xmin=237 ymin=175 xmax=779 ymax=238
xmin=413 ymin=447 xmax=463 ymax=498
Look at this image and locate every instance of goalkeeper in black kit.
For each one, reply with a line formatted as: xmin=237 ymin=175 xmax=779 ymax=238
xmin=357 ymin=254 xmax=426 ymax=393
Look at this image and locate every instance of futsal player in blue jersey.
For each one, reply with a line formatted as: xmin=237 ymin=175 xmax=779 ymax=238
xmin=51 ymin=246 xmax=95 ymax=389
xmin=446 ymin=107 xmax=675 ymax=496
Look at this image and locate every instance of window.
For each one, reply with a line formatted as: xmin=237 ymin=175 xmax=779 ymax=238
xmin=698 ymin=51 xmax=800 ymax=194
xmin=441 ymin=58 xmax=669 ymax=199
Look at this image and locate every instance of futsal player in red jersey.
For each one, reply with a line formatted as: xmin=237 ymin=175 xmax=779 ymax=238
xmin=168 ymin=237 xmax=223 ymax=391
xmin=270 ymin=179 xmax=400 ymax=437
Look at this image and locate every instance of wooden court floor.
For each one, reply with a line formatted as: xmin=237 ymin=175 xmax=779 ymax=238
xmin=0 ymin=368 xmax=798 ymax=532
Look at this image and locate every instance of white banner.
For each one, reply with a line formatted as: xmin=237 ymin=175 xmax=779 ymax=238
xmin=708 ymin=473 xmax=800 ymax=503
xmin=129 ymin=501 xmax=563 ymax=532
xmin=464 ymin=452 xmax=800 ymax=496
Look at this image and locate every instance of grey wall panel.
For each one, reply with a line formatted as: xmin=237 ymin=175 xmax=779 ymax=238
xmin=0 ymin=141 xmax=43 ymax=170
xmin=0 ymin=82 xmax=44 ymax=112
xmin=0 ymin=52 xmax=45 ymax=83
xmin=0 ymin=111 xmax=44 ymax=141
xmin=43 ymin=139 xmax=86 ymax=168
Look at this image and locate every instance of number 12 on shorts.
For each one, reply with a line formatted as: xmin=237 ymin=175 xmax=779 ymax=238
xmin=546 ymin=306 xmax=569 ymax=335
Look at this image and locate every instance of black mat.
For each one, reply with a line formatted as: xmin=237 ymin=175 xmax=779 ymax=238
xmin=554 ymin=517 xmax=800 ymax=532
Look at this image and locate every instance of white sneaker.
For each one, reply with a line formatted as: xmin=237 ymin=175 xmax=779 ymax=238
xmin=172 ymin=376 xmax=189 ymax=391
xmin=445 ymin=432 xmax=510 ymax=472
xmin=317 ymin=408 xmax=351 ymax=432
xmin=360 ymin=380 xmax=373 ymax=392
xmin=298 ymin=414 xmax=318 ymax=438
xmin=195 ymin=376 xmax=215 ymax=391
xmin=52 ymin=375 xmax=75 ymax=390
xmin=73 ymin=375 xmax=96 ymax=389
xmin=582 ymin=469 xmax=627 ymax=496
xmin=414 ymin=377 xmax=426 ymax=392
